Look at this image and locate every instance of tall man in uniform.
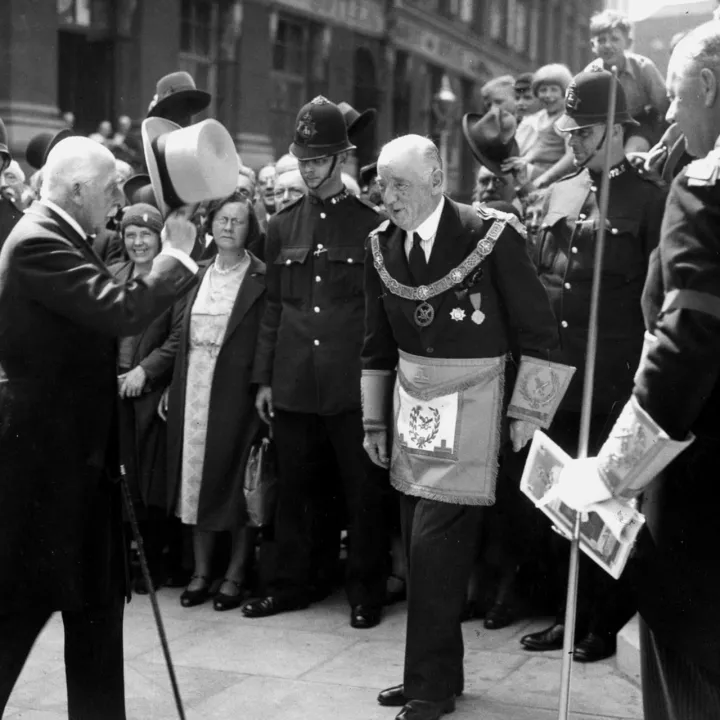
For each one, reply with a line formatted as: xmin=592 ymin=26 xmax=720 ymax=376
xmin=362 ymin=134 xmax=568 ymax=720
xmin=520 ymin=72 xmax=667 ymax=661
xmin=244 ymin=97 xmax=389 ymax=629
xmin=551 ymin=22 xmax=720 ymax=718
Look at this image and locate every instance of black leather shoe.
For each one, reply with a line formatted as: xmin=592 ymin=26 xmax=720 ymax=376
xmin=350 ymin=604 xmax=382 ymax=629
xmin=396 ymin=698 xmax=456 ymax=720
xmin=213 ymin=579 xmax=251 ymax=612
xmin=574 ymin=632 xmax=617 ymax=663
xmin=378 ymin=684 xmax=407 ymax=707
xmin=483 ymin=602 xmax=517 ymax=630
xmin=180 ymin=575 xmax=211 ymax=608
xmin=521 ymin=623 xmax=565 ymax=651
xmin=379 ymin=685 xmax=463 ymax=708
xmin=241 ymin=595 xmax=308 ymax=618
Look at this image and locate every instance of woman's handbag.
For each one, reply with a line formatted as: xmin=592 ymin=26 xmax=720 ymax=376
xmin=243 ymin=431 xmax=278 ymax=528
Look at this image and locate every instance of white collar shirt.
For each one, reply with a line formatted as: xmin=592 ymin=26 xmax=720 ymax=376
xmin=40 ymin=199 xmax=88 ymax=240
xmin=404 ymin=195 xmax=445 ymax=262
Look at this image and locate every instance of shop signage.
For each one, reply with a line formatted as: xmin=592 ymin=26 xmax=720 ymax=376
xmin=392 ymin=15 xmax=486 ymax=78
xmin=274 ymin=0 xmax=386 ymax=36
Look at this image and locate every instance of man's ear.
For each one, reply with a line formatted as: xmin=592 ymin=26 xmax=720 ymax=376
xmin=700 ymin=67 xmax=718 ymax=108
xmin=69 ymin=181 xmax=85 ymax=206
xmin=430 ymin=167 xmax=444 ymax=194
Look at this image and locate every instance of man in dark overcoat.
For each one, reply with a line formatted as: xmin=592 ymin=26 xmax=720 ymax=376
xmin=362 ymin=134 xmax=566 ymax=720
xmin=0 ymin=136 xmax=198 ymax=718
xmin=551 ymin=22 xmax=720 ymax=719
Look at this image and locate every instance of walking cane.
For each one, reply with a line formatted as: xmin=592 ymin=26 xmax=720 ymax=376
xmin=557 ymin=68 xmax=619 ymax=720
xmin=119 ymin=464 xmax=187 ymax=720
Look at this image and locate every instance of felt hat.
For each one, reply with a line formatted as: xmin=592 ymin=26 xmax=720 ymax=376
xmin=555 ymin=70 xmax=638 ymax=132
xmin=337 ymin=101 xmax=377 ymax=141
xmin=25 ymin=129 xmax=74 ymax=170
xmin=146 ymin=71 xmax=211 ymax=125
xmin=462 ymin=106 xmax=519 ymax=176
xmin=121 ymin=203 xmax=163 ymax=234
xmin=290 ymin=96 xmax=356 ymax=161
xmin=122 ymin=173 xmax=157 ymax=208
xmin=532 ymin=64 xmax=574 ymax=97
xmin=359 ymin=161 xmax=378 ymax=187
xmin=142 ymin=116 xmax=239 ymax=217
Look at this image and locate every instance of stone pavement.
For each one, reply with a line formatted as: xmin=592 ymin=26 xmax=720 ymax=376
xmin=5 ymin=590 xmax=643 ymax=720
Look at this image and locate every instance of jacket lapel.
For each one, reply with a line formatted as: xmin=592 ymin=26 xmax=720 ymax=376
xmin=221 ymin=254 xmax=266 ymax=346
xmin=378 ymin=224 xmax=418 ymax=329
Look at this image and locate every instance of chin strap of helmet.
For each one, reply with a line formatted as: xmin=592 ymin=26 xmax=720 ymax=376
xmin=309 ymin=153 xmax=341 ymax=194
xmin=576 ymin=124 xmax=610 ymax=170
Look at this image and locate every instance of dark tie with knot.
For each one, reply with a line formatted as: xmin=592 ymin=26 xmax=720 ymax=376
xmin=409 ymin=232 xmax=427 ymax=285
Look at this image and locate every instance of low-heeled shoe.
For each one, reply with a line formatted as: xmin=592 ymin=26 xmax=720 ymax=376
xmin=180 ymin=575 xmax=211 ymax=608
xmin=521 ymin=623 xmax=565 ymax=651
xmin=350 ymin=604 xmax=382 ymax=629
xmin=379 ymin=685 xmax=463 ymax=708
xmin=574 ymin=632 xmax=617 ymax=663
xmin=483 ymin=602 xmax=517 ymax=630
xmin=395 ymin=697 xmax=456 ymax=720
xmin=241 ymin=595 xmax=308 ymax=618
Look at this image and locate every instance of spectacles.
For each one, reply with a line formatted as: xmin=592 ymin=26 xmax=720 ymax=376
xmin=214 ymin=216 xmax=244 ymax=228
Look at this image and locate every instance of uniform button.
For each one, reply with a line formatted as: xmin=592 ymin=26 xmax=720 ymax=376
xmin=285 ymin=259 xmax=292 ymax=265
xmin=315 ymin=275 xmax=322 ymax=282
xmin=571 ymin=247 xmax=578 ymax=254
xmin=347 ymin=258 xmax=354 ymax=264
xmin=313 ymin=339 xmax=320 ymax=346
xmin=316 ymin=243 xmax=324 ymax=250
xmin=561 ymin=320 xmax=568 ymax=328
xmin=564 ymin=282 xmax=571 ymax=290
xmin=590 ymin=185 xmax=597 ymax=192
xmin=314 ymin=306 xmax=320 ymax=313
xmin=426 ymin=347 xmax=434 ymax=354
xmin=611 ymin=227 xmax=618 ymax=235
xmin=320 ymin=212 xmax=326 ymax=219
xmin=578 ymin=213 xmax=586 ymax=220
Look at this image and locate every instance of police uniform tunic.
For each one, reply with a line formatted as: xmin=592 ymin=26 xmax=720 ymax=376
xmin=362 ymin=197 xmax=559 ymax=703
xmin=535 ymin=160 xmax=667 ymax=414
xmin=252 ymin=188 xmax=388 ymax=608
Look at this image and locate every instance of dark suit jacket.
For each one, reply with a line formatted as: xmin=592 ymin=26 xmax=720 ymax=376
xmin=167 ymin=254 xmax=266 ymax=531
xmin=632 ymin=166 xmax=720 ymax=674
xmin=363 ymin=197 xmax=558 ymax=371
xmin=0 ymin=201 xmax=196 ymax=613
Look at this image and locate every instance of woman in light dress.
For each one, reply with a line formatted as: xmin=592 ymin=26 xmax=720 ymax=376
xmin=166 ymin=190 xmax=266 ymax=610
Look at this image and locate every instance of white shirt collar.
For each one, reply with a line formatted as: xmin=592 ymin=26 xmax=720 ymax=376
xmin=411 ymin=196 xmax=445 ymax=241
xmin=40 ymin=199 xmax=88 ymax=240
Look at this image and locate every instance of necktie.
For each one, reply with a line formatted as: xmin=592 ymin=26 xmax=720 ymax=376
xmin=409 ymin=232 xmax=427 ymax=285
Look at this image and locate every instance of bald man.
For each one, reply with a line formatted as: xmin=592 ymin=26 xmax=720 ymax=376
xmin=362 ymin=135 xmax=561 ymax=720
xmin=273 ymin=168 xmax=306 ymax=211
xmin=0 ymin=137 xmax=198 ymax=718
xmin=549 ymin=21 xmax=720 ymax=719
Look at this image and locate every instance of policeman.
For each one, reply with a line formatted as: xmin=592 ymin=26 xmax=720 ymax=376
xmin=520 ymin=71 xmax=667 ymax=661
xmin=245 ymin=97 xmax=388 ymax=629
xmin=551 ymin=21 xmax=720 ymax=718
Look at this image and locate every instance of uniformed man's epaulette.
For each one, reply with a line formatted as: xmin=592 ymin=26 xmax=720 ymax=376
xmin=273 ymin=195 xmax=304 ymax=216
xmin=475 ymin=203 xmax=527 ymax=240
xmin=685 ymin=149 xmax=720 ymax=187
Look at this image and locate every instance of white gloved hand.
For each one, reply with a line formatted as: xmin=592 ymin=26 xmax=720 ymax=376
xmin=538 ymin=457 xmax=612 ymax=512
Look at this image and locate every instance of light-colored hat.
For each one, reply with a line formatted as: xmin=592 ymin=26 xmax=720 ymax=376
xmin=141 ymin=117 xmax=239 ymax=217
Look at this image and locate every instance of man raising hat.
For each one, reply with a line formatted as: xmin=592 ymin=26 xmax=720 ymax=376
xmin=244 ymin=96 xmax=389 ymax=629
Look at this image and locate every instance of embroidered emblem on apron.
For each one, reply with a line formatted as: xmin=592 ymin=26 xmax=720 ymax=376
xmin=396 ymin=384 xmax=459 ymax=456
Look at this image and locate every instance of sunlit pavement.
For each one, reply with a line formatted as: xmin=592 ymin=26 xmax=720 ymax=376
xmin=6 ymin=589 xmax=642 ymax=719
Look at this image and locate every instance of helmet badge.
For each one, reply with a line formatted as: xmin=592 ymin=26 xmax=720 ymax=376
xmin=297 ymin=112 xmax=316 ymax=140
xmin=565 ymin=82 xmax=580 ymax=112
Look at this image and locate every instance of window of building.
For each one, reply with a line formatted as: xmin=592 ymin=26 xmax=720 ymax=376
xmin=438 ymin=0 xmax=474 ymax=22
xmin=514 ymin=0 xmax=529 ymax=54
xmin=393 ymin=51 xmax=412 ymax=137
xmin=529 ymin=2 xmax=540 ymax=61
xmin=408 ymin=0 xmax=440 ymax=12
xmin=179 ymin=0 xmax=218 ymax=117
xmin=488 ymin=0 xmax=505 ymax=42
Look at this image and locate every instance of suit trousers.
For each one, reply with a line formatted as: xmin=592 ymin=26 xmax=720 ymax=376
xmin=400 ymin=493 xmax=483 ymax=702
xmin=0 ymin=600 xmax=125 ymax=719
xmin=270 ymin=409 xmax=389 ymax=607
xmin=640 ymin=617 xmax=720 ymax=720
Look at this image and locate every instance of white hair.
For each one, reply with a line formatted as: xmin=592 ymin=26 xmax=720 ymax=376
xmin=672 ymin=21 xmax=720 ymax=77
xmin=342 ymin=172 xmax=361 ymax=196
xmin=378 ymin=134 xmax=442 ymax=177
xmin=3 ymin=160 xmax=25 ymax=184
xmin=41 ymin=136 xmax=116 ymax=203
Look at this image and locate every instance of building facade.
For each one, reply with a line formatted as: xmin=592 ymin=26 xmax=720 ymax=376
xmin=1 ymin=0 xmax=601 ymax=197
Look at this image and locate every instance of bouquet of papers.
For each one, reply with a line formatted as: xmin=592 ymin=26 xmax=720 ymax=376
xmin=520 ymin=430 xmax=645 ymax=579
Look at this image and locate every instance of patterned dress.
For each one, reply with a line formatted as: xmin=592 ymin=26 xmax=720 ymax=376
xmin=177 ymin=256 xmax=250 ymax=524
